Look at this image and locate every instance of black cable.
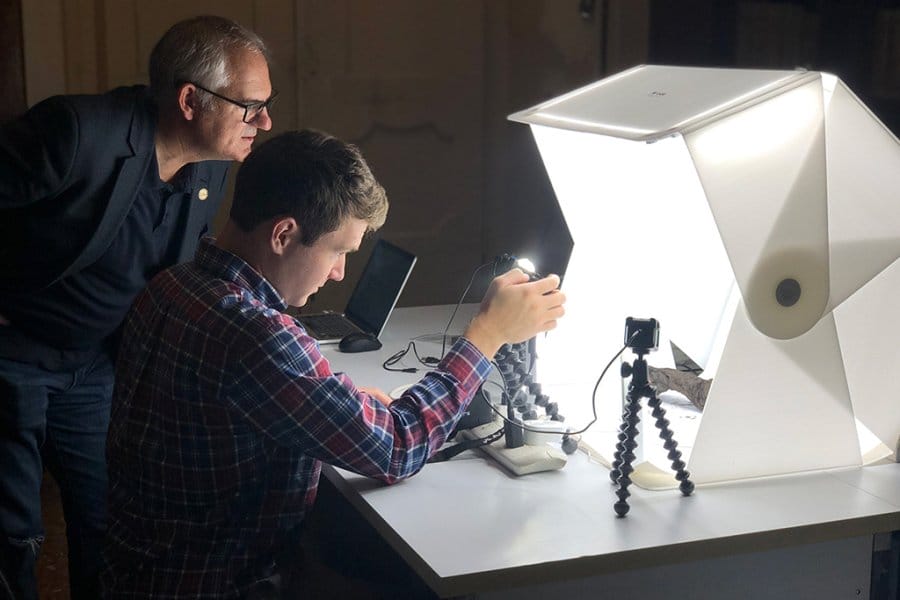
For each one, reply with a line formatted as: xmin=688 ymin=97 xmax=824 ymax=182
xmin=381 ymin=258 xmax=500 ymax=374
xmin=480 ymin=338 xmax=632 ymax=437
xmin=560 ymin=341 xmax=629 ymax=436
xmin=427 ymin=427 xmax=505 ymax=463
xmin=380 ymin=252 xmax=538 ymax=374
xmin=381 ymin=340 xmax=439 ymax=373
xmin=438 ymin=261 xmax=494 ymax=360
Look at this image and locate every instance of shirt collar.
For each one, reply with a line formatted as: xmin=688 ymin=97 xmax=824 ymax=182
xmin=194 ymin=237 xmax=288 ymax=311
xmin=171 ymin=161 xmax=199 ymax=192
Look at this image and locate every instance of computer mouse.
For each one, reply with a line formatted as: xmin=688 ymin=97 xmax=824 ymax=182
xmin=338 ymin=331 xmax=383 ymax=353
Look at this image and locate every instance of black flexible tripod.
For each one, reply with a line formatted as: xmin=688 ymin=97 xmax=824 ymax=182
xmin=609 ymin=319 xmax=695 ymax=517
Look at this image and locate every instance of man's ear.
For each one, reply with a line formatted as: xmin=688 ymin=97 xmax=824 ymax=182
xmin=177 ymin=83 xmax=200 ymax=121
xmin=271 ymin=217 xmax=301 ymax=255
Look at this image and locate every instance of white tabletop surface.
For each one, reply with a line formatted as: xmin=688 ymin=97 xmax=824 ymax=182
xmin=319 ymin=305 xmax=900 ymax=597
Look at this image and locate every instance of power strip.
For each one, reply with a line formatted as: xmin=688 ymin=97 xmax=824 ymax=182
xmin=458 ymin=420 xmax=567 ymax=476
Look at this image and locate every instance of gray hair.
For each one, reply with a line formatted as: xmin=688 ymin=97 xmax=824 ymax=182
xmin=149 ymin=15 xmax=268 ymax=110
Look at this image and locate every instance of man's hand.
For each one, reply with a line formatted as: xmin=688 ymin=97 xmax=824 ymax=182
xmin=463 ymin=269 xmax=566 ymax=358
xmin=359 ymin=386 xmax=394 ymax=407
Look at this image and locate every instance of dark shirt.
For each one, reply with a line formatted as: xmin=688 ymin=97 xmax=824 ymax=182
xmin=0 ymin=159 xmax=197 ymax=352
xmin=103 ymin=238 xmax=491 ymax=598
xmin=0 ymin=85 xmax=228 ymax=364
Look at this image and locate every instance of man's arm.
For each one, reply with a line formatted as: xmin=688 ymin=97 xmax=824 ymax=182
xmin=229 ymin=323 xmax=489 ymax=484
xmin=228 ymin=271 xmax=564 ymax=483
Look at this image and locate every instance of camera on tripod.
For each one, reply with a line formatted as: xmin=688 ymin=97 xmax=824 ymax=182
xmin=624 ymin=317 xmax=659 ymax=353
xmin=613 ymin=315 xmax=694 ymax=516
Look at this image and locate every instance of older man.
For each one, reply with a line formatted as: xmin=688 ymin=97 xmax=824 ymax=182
xmin=0 ymin=15 xmax=274 ymax=599
xmin=102 ymin=130 xmax=565 ymax=598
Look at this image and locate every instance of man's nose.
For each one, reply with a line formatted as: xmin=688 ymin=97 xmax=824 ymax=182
xmin=331 ymin=256 xmax=346 ymax=281
xmin=253 ymin=107 xmax=273 ymax=131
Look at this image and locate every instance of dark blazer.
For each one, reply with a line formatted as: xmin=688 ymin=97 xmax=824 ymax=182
xmin=0 ymin=85 xmax=229 ymax=292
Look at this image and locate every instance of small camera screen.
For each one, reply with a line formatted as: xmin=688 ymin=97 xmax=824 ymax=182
xmin=624 ymin=317 xmax=659 ymax=351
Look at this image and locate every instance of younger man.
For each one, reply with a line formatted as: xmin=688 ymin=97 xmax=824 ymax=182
xmin=102 ymin=130 xmax=565 ymax=598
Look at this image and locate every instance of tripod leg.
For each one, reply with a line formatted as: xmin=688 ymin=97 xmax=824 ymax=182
xmin=646 ymin=392 xmax=695 ymax=496
xmin=609 ymin=399 xmax=635 ymax=483
xmin=612 ymin=391 xmax=641 ymax=516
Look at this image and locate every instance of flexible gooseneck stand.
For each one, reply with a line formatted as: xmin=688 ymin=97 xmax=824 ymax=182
xmin=610 ymin=348 xmax=695 ymax=517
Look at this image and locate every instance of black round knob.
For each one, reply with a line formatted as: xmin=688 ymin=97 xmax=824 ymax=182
xmin=621 ymin=362 xmax=633 ymax=378
xmin=775 ymin=278 xmax=801 ymax=307
xmin=561 ymin=435 xmax=578 ymax=454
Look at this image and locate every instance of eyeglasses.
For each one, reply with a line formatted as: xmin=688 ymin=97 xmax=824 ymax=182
xmin=190 ymin=82 xmax=279 ymax=123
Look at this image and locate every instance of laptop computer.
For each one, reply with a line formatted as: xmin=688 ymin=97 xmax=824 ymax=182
xmin=297 ymin=239 xmax=416 ymax=344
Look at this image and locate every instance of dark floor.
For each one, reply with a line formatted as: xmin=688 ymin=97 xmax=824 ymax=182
xmin=37 ymin=474 xmax=69 ymax=599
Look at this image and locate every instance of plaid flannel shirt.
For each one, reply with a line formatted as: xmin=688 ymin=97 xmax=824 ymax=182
xmin=102 ymin=238 xmax=490 ymax=598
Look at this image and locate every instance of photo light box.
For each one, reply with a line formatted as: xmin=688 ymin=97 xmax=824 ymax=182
xmin=509 ymin=65 xmax=900 ymax=485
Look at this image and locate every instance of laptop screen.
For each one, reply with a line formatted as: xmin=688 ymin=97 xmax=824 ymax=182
xmin=344 ymin=239 xmax=416 ymax=337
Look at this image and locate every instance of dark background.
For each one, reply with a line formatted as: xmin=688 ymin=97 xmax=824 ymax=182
xmin=641 ymin=0 xmax=899 ymax=135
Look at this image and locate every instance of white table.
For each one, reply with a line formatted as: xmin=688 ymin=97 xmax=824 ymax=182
xmin=318 ymin=305 xmax=900 ymax=599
